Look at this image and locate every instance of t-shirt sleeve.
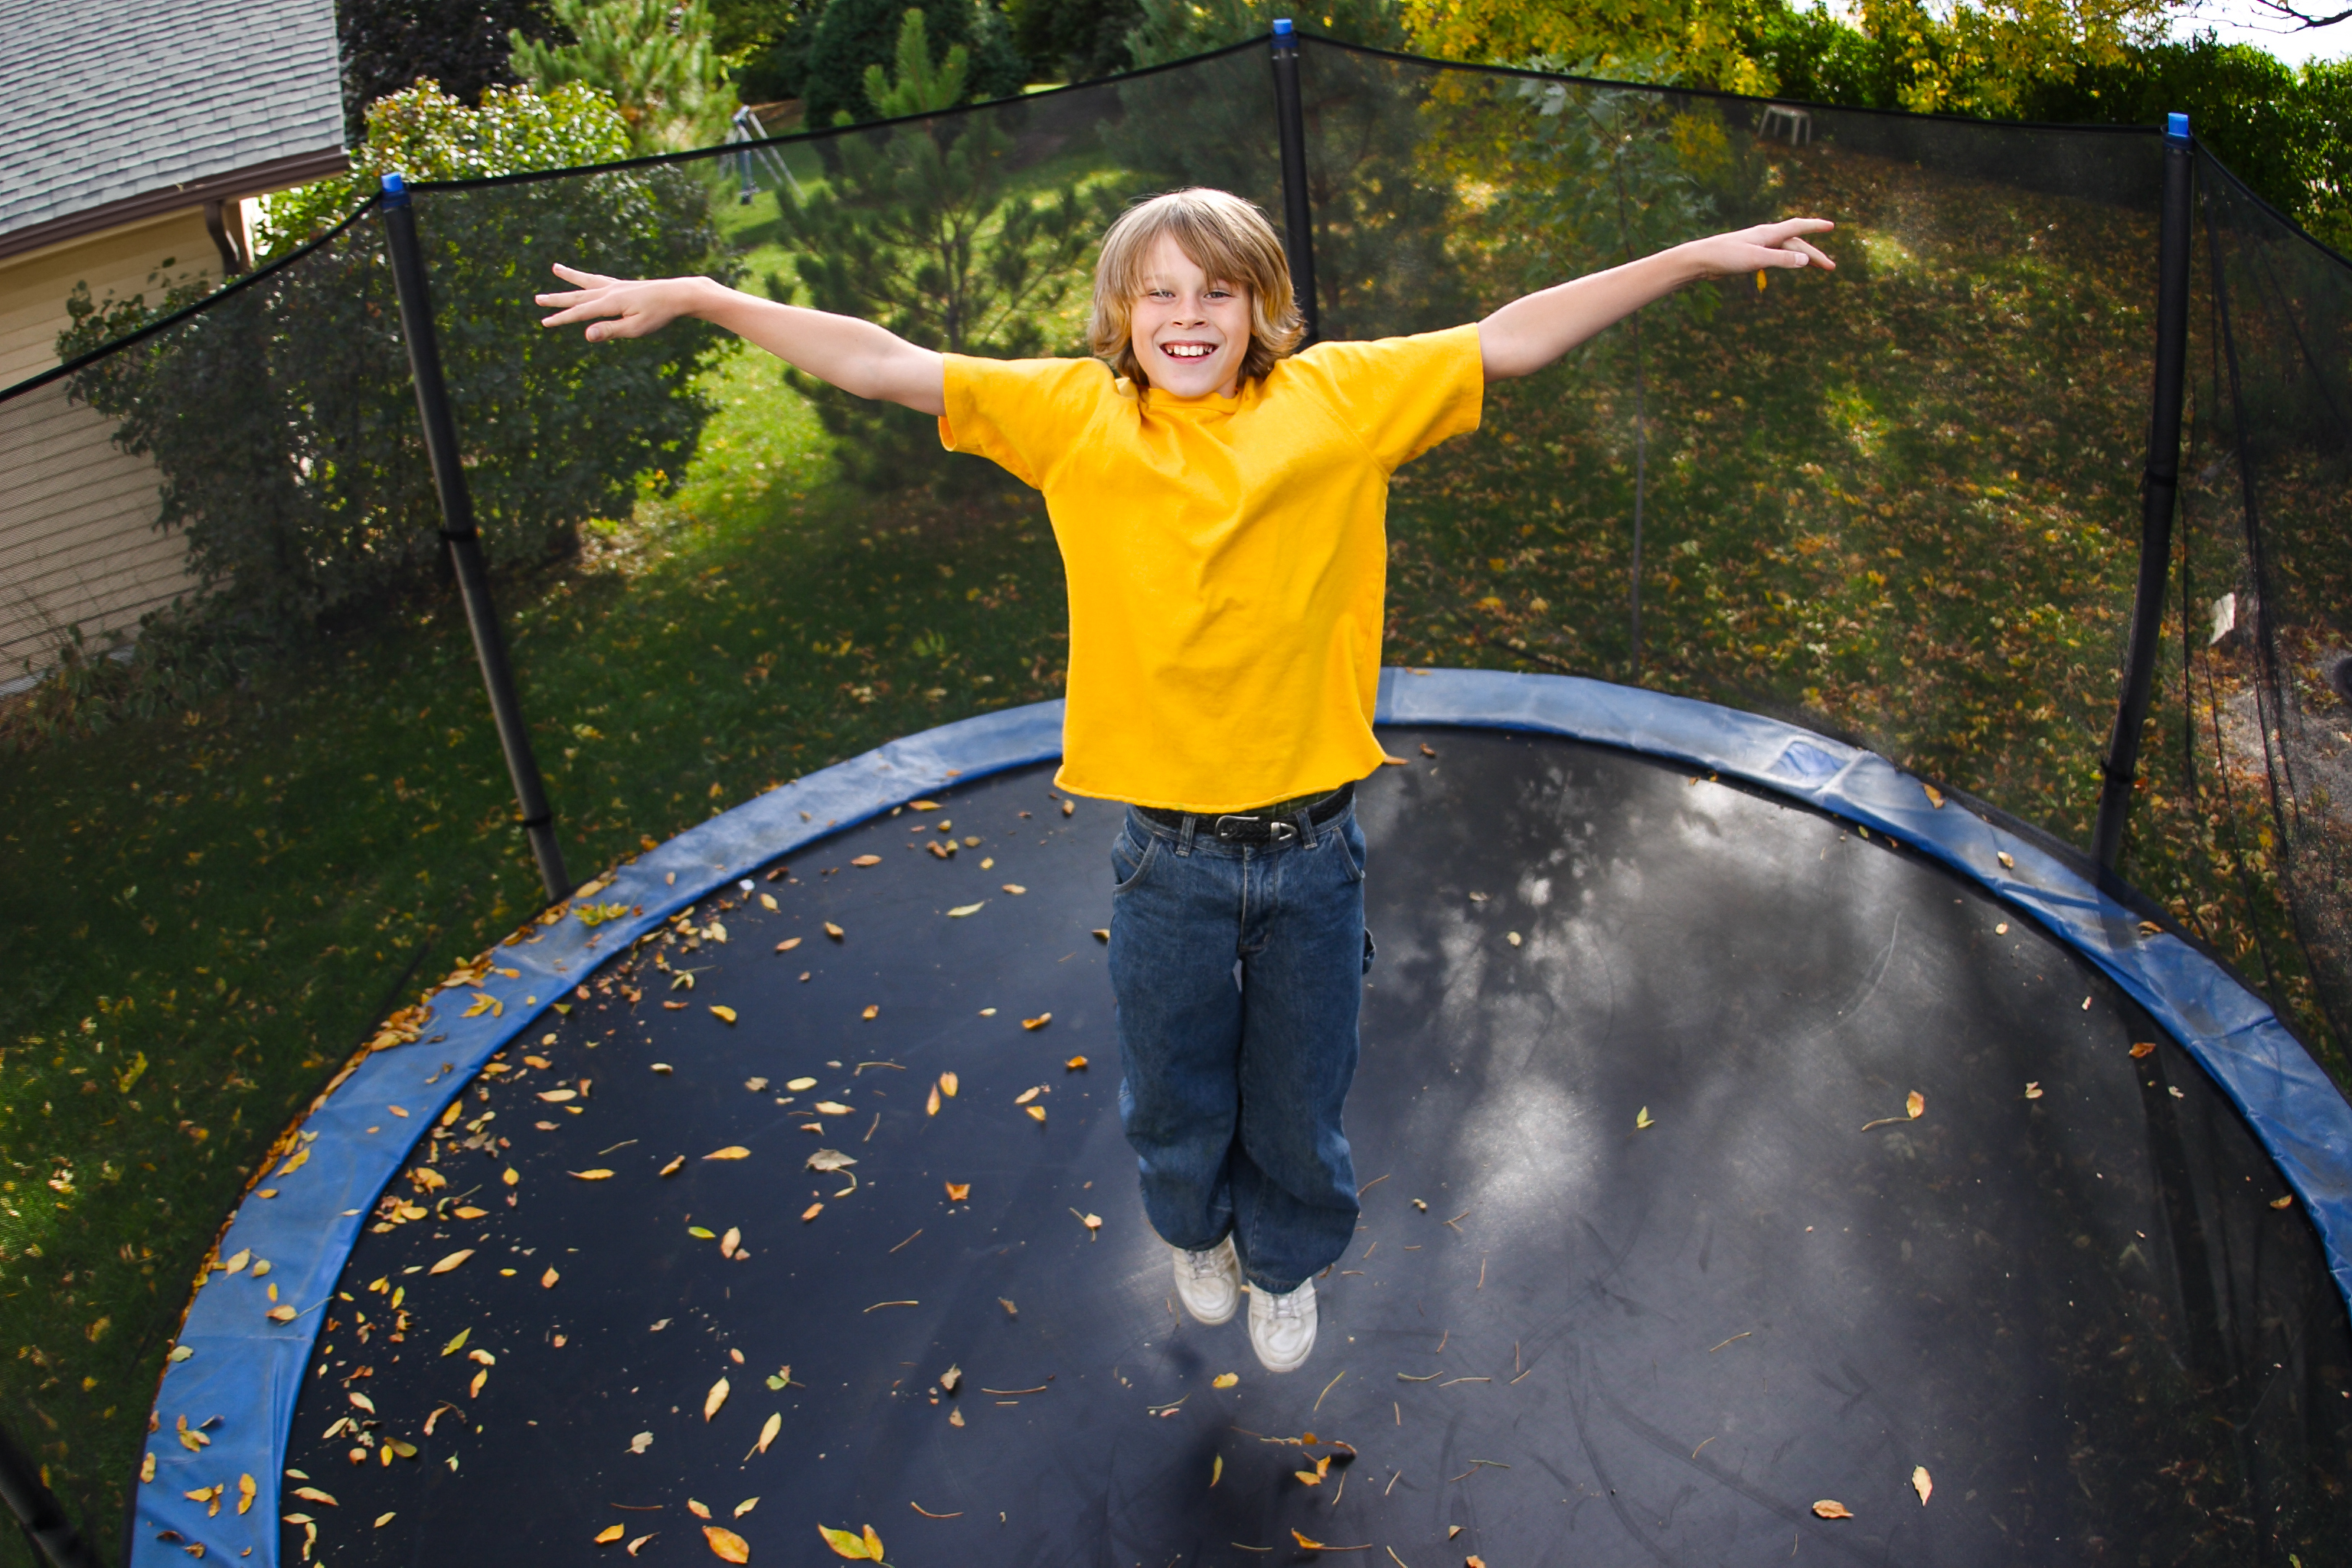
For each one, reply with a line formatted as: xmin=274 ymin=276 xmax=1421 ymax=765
xmin=1292 ymin=322 xmax=1485 ymax=472
xmin=937 ymin=354 xmax=1110 ymax=489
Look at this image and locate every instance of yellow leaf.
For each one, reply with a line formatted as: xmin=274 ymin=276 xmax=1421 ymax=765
xmin=660 ymin=1156 xmax=685 ymax=1177
xmin=706 ymin=1377 xmax=730 ymax=1419
xmin=688 ymin=1499 xmax=712 ymax=1519
xmin=469 ymin=1369 xmax=488 ymax=1398
xmin=1210 ymin=1454 xmax=1222 ymax=1487
xmin=851 ymin=854 xmax=882 ymax=867
xmin=947 ymin=902 xmax=986 ymax=918
xmin=1292 ymin=1530 xmax=1327 ymax=1548
xmin=237 ymin=1474 xmax=256 ymax=1514
xmin=722 ymin=1227 xmax=742 ymax=1257
xmin=1014 ymin=1086 xmax=1041 ymax=1105
xmin=690 ymin=1226 xmax=717 ymax=1238
xmin=1021 ymin=1013 xmax=1051 ymax=1031
xmin=1912 ymin=1465 xmax=1932 ymax=1504
xmin=861 ymin=1004 xmax=879 ymax=1021
xmin=1065 ymin=1056 xmax=1087 ymax=1070
xmin=2130 ymin=1040 xmax=2157 ymax=1059
xmin=815 ymin=1101 xmax=851 ymax=1116
xmin=1002 ymin=884 xmax=1026 ymax=895
xmin=1996 ymin=851 xmax=2015 ymax=869
xmin=543 ymin=1267 xmax=560 ymax=1288
xmin=429 ymin=1250 xmax=474 ymax=1275
xmin=1905 ymin=1090 xmax=1925 ymax=1120
xmin=787 ymin=1077 xmax=817 ymax=1090
xmin=462 ymin=993 xmax=498 ymax=1018
xmin=802 ymin=1202 xmax=823 ymax=1221
xmin=944 ymin=1182 xmax=969 ymax=1201
xmin=775 ymin=936 xmax=802 ymax=952
xmin=1922 ymin=782 xmax=1945 ymax=808
xmin=1026 ymin=1105 xmax=1047 ymax=1122
xmin=939 ymin=1071 xmax=958 ymax=1097
xmin=597 ymin=1524 xmax=626 ymax=1544
xmin=277 ymin=1147 xmax=311 ymax=1176
xmin=2024 ymin=1081 xmax=2044 ymax=1099
xmin=863 ymin=1526 xmax=884 ymax=1559
xmin=1635 ymin=1106 xmax=1654 ymax=1129
xmin=569 ymin=1169 xmax=615 ymax=1181
xmin=736 ymin=1498 xmax=759 ymax=1518
xmin=2272 ymin=1193 xmax=2296 ymax=1210
xmin=291 ymin=1487 xmax=338 ymax=1506
xmin=452 ymin=1205 xmax=488 ymax=1219
xmin=926 ymin=1083 xmax=942 ymax=1116
xmin=539 ymin=1089 xmax=578 ymax=1102
xmin=824 ymin=923 xmax=844 ymax=940
xmin=818 ymin=1523 xmax=872 ymax=1559
xmin=710 ymin=1006 xmax=738 ymax=1024
xmin=1081 ymin=1213 xmax=1102 ymax=1230
xmin=911 ymin=799 xmax=940 ymax=810
xmin=503 ymin=1167 xmax=520 ymax=1186
xmin=704 ymin=1524 xmax=751 ymax=1562
xmin=705 ymin=1146 xmax=751 ymax=1161
xmin=1812 ymin=1499 xmax=1854 ymax=1520
xmin=628 ymin=1535 xmax=654 ymax=1555
xmin=756 ymin=1412 xmax=781 ymax=1455
xmin=1213 ymin=1373 xmax=1238 ymax=1388
xmin=266 ymin=1305 xmax=297 ymax=1322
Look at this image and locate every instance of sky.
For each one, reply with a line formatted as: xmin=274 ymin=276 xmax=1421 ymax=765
xmin=2168 ymin=0 xmax=2347 ymax=64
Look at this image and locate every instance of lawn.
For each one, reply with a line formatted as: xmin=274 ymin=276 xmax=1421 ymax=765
xmin=5 ymin=77 xmax=2344 ymax=1563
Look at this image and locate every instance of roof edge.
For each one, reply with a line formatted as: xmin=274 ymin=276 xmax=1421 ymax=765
xmin=0 ymin=147 xmax=351 ymax=264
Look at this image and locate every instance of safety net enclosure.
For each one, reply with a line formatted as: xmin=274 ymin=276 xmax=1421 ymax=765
xmin=0 ymin=28 xmax=2343 ymax=1568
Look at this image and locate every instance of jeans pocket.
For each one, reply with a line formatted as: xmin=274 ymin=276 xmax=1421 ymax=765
xmin=1112 ymin=823 xmax=1160 ymax=893
xmin=1330 ymin=812 xmax=1367 ymax=884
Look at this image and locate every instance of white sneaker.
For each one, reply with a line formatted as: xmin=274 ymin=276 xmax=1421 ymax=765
xmin=1173 ymin=1238 xmax=1241 ymax=1325
xmin=1247 ymin=1277 xmax=1318 ymax=1373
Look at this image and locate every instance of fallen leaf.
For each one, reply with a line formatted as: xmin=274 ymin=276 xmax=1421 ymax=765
xmin=628 ymin=1535 xmax=654 ymax=1555
xmin=1002 ymin=884 xmax=1026 ymax=895
xmin=802 ymin=1203 xmax=824 ymax=1221
xmin=689 ymin=1226 xmax=717 ymax=1239
xmin=754 ymin=1412 xmax=782 ymax=1455
xmin=776 ymin=936 xmax=802 ymax=952
xmin=2025 ymin=1082 xmax=2044 ymax=1099
xmin=939 ymin=1364 xmax=962 ymax=1392
xmin=452 ymin=1205 xmax=488 ymax=1219
xmin=760 ymin=893 xmax=779 ymax=911
xmin=787 ymin=1076 xmax=817 ymax=1091
xmin=1026 ymin=1105 xmax=1047 ymax=1123
xmin=1060 ymin=800 xmax=1074 ymax=816
xmin=429 ymin=1250 xmax=473 ymax=1275
xmin=807 ymin=1148 xmax=857 ymax=1173
xmin=944 ymin=1182 xmax=969 ymax=1201
xmin=1812 ymin=1500 xmax=1854 ymax=1520
xmin=470 ymin=1369 xmax=488 ymax=1398
xmin=688 ymin=1499 xmax=712 ymax=1519
xmin=652 ymin=1063 xmax=675 ymax=1074
xmin=629 ymin=1432 xmax=654 ymax=1453
xmin=224 ymin=1249 xmax=250 ymax=1275
xmin=939 ymin=1071 xmax=959 ymax=1097
xmin=704 ymin=1524 xmax=751 ymax=1562
xmin=597 ymin=1525 xmax=626 ymax=1544
xmin=2271 ymin=1193 xmax=2295 ymax=1210
xmin=1080 ymin=1212 xmax=1102 ymax=1231
xmin=948 ymin=1408 xmax=965 ymax=1426
xmin=818 ymin=1523 xmax=874 ymax=1560
xmin=1996 ymin=851 xmax=2015 ymax=869
xmin=1913 ymin=1465 xmax=1932 ymax=1504
xmin=1091 ymin=929 xmax=1109 ymax=942
xmin=1213 ymin=1373 xmax=1238 ymax=1388
xmin=710 ymin=1006 xmax=738 ymax=1024
xmin=705 ymin=1377 xmax=730 ymax=1420
xmin=735 ymin=1498 xmax=759 ymax=1519
xmin=542 ymin=1267 xmax=560 ymax=1288
xmin=660 ymin=1156 xmax=685 ymax=1177
xmin=1014 ymin=1086 xmax=1041 ymax=1105
xmin=1635 ymin=1106 xmax=1654 ymax=1129
xmin=1211 ymin=1454 xmax=1223 ymax=1486
xmin=861 ymin=1005 xmax=879 ymax=1021
xmin=1021 ymin=1014 xmax=1051 ymax=1031
xmin=999 ymin=1298 xmax=1018 ymax=1318
xmin=1293 ymin=1530 xmax=1327 ymax=1548
xmin=266 ymin=1305 xmax=297 ymax=1322
xmin=538 ymin=1089 xmax=578 ymax=1103
xmin=376 ymin=1511 xmax=397 ymax=1527
xmin=237 ymin=1474 xmax=256 ymax=1514
xmin=926 ymin=1083 xmax=941 ymax=1116
xmin=1922 ymin=782 xmax=1945 ymax=808
xmin=2130 ymin=1041 xmax=2156 ymax=1059
xmin=815 ymin=1101 xmax=851 ymax=1116
xmin=911 ymin=799 xmax=939 ymax=810
xmin=721 ymin=1227 xmax=742 ymax=1257
xmin=705 ymin=1146 xmax=751 ymax=1161
xmin=824 ymin=923 xmax=844 ymax=941
xmin=1906 ymin=1091 xmax=1925 ymax=1119
xmin=569 ymin=1169 xmax=616 ymax=1181
xmin=292 ymin=1487 xmax=338 ymax=1506
xmin=851 ymin=854 xmax=882 ymax=867
xmin=947 ymin=902 xmax=986 ymax=918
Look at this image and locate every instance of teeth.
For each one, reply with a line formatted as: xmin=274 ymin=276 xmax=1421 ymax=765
xmin=1163 ymin=345 xmax=1212 ymax=358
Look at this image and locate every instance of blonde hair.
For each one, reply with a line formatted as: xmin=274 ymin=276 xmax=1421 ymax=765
xmin=1089 ymin=188 xmax=1304 ymax=388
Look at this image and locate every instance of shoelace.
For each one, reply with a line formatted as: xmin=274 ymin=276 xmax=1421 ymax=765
xmin=1183 ymin=1249 xmax=1227 ymax=1280
xmin=1264 ymin=1289 xmax=1307 ymax=1321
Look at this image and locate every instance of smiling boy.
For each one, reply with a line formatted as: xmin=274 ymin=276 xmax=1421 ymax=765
xmin=539 ymin=187 xmax=1831 ymax=1372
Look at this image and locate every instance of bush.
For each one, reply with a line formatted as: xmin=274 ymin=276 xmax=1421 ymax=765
xmin=802 ymin=0 xmax=1026 ymax=125
xmin=337 ymin=0 xmax=564 ymax=138
xmin=57 ymin=81 xmax=729 ymax=632
xmin=509 ymin=0 xmax=733 ymax=150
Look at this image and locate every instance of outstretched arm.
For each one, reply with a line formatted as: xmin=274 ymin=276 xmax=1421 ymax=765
xmin=1478 ymin=218 xmax=1834 ymax=381
xmin=534 ymin=265 xmax=946 ymax=416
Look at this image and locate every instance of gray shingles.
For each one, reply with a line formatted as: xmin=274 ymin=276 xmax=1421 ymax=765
xmin=0 ymin=0 xmax=345 ymax=237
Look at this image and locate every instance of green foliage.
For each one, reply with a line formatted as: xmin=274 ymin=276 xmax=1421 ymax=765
xmin=777 ymin=37 xmax=1108 ymax=486
xmin=335 ymin=0 xmax=562 ymax=137
xmin=510 ymin=0 xmax=733 ymax=150
xmin=864 ymin=7 xmax=971 ymax=113
xmin=803 ymin=0 xmax=1026 ymax=126
xmin=57 ymin=80 xmax=728 ymax=635
xmin=1005 ymin=0 xmax=1143 ymax=80
xmin=1125 ymin=0 xmax=1407 ymax=65
xmin=718 ymin=0 xmax=826 ymax=100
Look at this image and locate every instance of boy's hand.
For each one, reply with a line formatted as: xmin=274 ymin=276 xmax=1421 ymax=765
xmin=535 ymin=263 xmax=704 ymax=341
xmin=1677 ymin=218 xmax=1837 ymax=280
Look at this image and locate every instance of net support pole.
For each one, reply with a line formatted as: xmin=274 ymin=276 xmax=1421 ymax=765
xmin=2093 ymin=114 xmax=2195 ymax=871
xmin=379 ymin=172 xmax=572 ymax=904
xmin=0 ymin=1419 xmax=103 ymax=1568
xmin=1269 ymin=19 xmax=1321 ymax=345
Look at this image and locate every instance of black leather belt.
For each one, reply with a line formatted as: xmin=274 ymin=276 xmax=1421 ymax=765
xmin=1135 ymin=782 xmax=1354 ymax=844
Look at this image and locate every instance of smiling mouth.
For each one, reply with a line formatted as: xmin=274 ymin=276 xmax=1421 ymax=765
xmin=1160 ymin=343 xmax=1217 ymax=360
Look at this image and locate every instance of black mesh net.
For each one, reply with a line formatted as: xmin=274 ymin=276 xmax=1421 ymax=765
xmin=4 ymin=36 xmax=2351 ymax=1562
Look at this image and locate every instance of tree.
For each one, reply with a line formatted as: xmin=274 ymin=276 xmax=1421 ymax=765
xmin=802 ymin=0 xmax=1027 ymax=125
xmin=780 ymin=9 xmax=1110 ymax=486
xmin=1400 ymin=0 xmax=1776 ymax=93
xmin=60 ymin=82 xmax=727 ymax=629
xmin=715 ymin=0 xmax=827 ymax=102
xmin=1855 ymin=0 xmax=2168 ymax=116
xmin=1125 ymin=0 xmax=1410 ymax=64
xmin=336 ymin=0 xmax=563 ymax=137
xmin=1006 ymin=0 xmax=1144 ymax=80
xmin=510 ymin=0 xmax=733 ymax=150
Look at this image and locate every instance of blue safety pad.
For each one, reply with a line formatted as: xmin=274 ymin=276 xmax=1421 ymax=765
xmin=1375 ymin=665 xmax=2352 ymax=1316
xmin=136 ymin=671 xmax=2352 ymax=1565
xmin=132 ymin=701 xmax=1065 ymax=1565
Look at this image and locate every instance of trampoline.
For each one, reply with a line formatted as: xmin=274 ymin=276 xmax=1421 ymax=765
xmin=133 ymin=671 xmax=2352 ymax=1566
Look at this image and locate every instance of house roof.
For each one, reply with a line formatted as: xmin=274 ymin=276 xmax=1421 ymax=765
xmin=0 ymin=0 xmax=346 ymax=258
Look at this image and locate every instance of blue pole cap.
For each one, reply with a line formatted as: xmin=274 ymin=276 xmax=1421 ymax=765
xmin=1273 ymin=16 xmax=1294 ymax=34
xmin=2165 ymin=112 xmax=2190 ymax=145
xmin=380 ymin=170 xmax=410 ymax=206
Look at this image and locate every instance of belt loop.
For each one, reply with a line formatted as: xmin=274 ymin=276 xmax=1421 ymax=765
xmin=1295 ymin=804 xmax=1318 ymax=848
xmin=1178 ymin=813 xmax=1197 ymax=856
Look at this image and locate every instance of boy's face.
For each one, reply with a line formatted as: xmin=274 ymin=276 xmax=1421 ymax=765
xmin=1130 ymin=233 xmax=1252 ymax=399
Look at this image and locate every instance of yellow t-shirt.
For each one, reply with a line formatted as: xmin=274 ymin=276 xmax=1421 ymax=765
xmin=939 ymin=324 xmax=1484 ymax=813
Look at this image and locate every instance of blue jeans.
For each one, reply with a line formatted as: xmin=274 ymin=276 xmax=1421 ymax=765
xmin=1107 ymin=799 xmax=1370 ymax=1295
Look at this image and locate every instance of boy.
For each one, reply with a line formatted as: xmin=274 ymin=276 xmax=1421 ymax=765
xmin=538 ymin=188 xmax=1831 ymax=1373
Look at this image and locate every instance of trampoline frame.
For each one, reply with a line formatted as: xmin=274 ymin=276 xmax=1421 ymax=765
xmin=131 ymin=668 xmax=2352 ymax=1566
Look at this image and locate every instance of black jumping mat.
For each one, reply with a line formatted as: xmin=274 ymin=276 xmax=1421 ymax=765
xmin=283 ymin=728 xmax=2352 ymax=1565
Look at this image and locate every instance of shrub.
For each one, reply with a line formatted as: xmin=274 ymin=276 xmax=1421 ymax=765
xmin=802 ymin=0 xmax=1026 ymax=126
xmin=509 ymin=0 xmax=733 ymax=150
xmin=57 ymin=81 xmax=729 ymax=632
xmin=336 ymin=0 xmax=564 ymax=138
